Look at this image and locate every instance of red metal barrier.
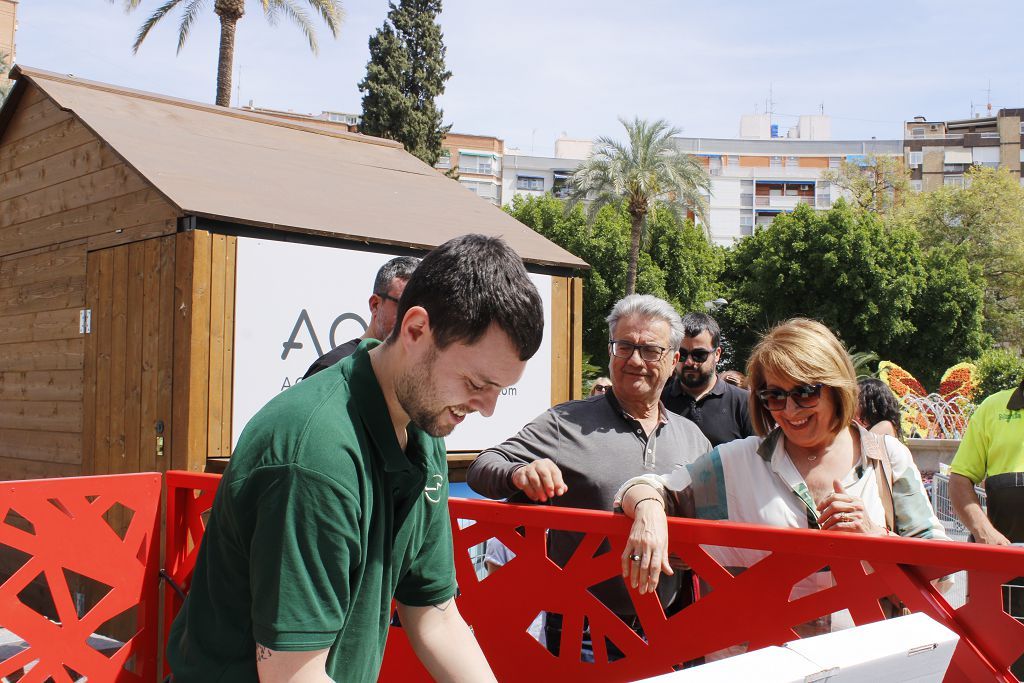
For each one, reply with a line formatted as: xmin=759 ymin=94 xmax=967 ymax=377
xmin=161 ymin=470 xmax=220 ymax=676
xmin=0 ymin=473 xmax=162 ymax=683
xmin=162 ymin=472 xmax=1024 ymax=682
xmin=450 ymin=500 xmax=1024 ymax=682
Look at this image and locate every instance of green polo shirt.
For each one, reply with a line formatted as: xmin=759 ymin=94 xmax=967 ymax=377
xmin=951 ymin=387 xmax=1024 ymax=483
xmin=166 ymin=341 xmax=456 ymax=682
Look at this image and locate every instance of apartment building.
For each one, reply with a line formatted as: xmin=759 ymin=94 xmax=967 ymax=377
xmin=904 ymin=110 xmax=1024 ymax=191
xmin=676 ymin=135 xmax=902 ymax=243
xmin=494 ymin=117 xmax=902 ymax=245
xmin=1 ymin=0 xmax=16 ymax=90
xmin=501 ymin=135 xmax=591 ymax=205
xmin=438 ymin=133 xmax=504 ymax=205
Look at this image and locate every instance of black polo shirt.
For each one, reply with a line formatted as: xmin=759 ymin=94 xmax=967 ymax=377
xmin=661 ymin=374 xmax=754 ymax=447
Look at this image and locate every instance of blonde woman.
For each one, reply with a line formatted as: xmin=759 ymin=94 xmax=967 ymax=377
xmin=616 ymin=319 xmax=948 ymax=635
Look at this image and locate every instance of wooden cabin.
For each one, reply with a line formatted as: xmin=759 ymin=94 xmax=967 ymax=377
xmin=0 ymin=66 xmax=587 ymax=482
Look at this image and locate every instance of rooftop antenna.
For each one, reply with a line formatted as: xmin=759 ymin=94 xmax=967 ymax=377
xmin=819 ymin=100 xmax=824 ymax=115
xmin=986 ymin=80 xmax=992 ymax=116
xmin=235 ymin=63 xmax=242 ymax=108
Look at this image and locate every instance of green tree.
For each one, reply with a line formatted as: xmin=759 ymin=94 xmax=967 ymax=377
xmin=507 ymin=194 xmax=722 ymax=375
xmin=115 ymin=0 xmax=343 ymax=107
xmin=822 ymin=154 xmax=910 ymax=217
xmin=904 ymin=166 xmax=1024 ymax=347
xmin=568 ymin=117 xmax=710 ymax=296
xmin=719 ymin=201 xmax=985 ymax=387
xmin=890 ymin=245 xmax=986 ymax=387
xmin=358 ymin=0 xmax=451 ymax=166
xmin=973 ymin=348 xmax=1024 ymax=401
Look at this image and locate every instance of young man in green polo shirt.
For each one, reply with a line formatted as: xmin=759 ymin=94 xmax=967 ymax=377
xmin=167 ymin=234 xmax=545 ymax=682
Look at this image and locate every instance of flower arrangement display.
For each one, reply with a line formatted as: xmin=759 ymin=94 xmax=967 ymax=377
xmin=878 ymin=361 xmax=978 ymax=439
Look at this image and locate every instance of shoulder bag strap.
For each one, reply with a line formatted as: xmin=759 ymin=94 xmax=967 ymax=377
xmin=864 ymin=432 xmax=897 ymax=532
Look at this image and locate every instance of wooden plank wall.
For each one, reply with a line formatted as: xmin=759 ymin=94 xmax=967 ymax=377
xmin=0 ymin=83 xmax=180 ymax=481
xmin=82 ymin=236 xmax=177 ymax=478
xmin=550 ymin=275 xmax=585 ymax=405
xmin=171 ymin=230 xmax=236 ymax=473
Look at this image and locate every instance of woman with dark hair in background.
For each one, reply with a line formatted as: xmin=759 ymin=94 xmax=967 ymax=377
xmin=856 ymin=378 xmax=902 ymax=439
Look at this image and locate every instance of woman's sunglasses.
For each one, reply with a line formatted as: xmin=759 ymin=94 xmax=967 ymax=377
xmin=756 ymin=383 xmax=824 ymax=411
xmin=593 ymin=384 xmax=611 ymax=393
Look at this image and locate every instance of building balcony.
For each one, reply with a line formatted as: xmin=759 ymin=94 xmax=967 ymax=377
xmin=722 ymin=166 xmax=826 ymax=180
xmin=754 ymin=195 xmax=816 ymax=210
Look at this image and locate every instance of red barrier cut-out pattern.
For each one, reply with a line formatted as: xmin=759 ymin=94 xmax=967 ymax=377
xmin=162 ymin=473 xmax=1024 ymax=682
xmin=162 ymin=470 xmax=221 ymax=676
xmin=450 ymin=500 xmax=1024 ymax=682
xmin=0 ymin=473 xmax=161 ymax=683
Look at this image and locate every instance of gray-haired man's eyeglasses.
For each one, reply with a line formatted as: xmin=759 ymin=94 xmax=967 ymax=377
xmin=608 ymin=340 xmax=669 ymax=363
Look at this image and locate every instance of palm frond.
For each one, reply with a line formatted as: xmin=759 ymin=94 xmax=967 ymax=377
xmin=176 ymin=0 xmax=208 ymax=53
xmin=261 ymin=0 xmax=280 ymax=26
xmin=132 ymin=0 xmax=186 ymax=53
xmin=306 ymin=0 xmax=344 ymax=37
xmin=269 ymin=0 xmax=318 ymax=53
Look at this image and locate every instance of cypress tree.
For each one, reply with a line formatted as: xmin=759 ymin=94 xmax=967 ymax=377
xmin=358 ymin=0 xmax=452 ymax=166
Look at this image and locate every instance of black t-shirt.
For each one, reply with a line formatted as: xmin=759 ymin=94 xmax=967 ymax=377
xmin=661 ymin=374 xmax=753 ymax=447
xmin=301 ymin=337 xmax=361 ymax=379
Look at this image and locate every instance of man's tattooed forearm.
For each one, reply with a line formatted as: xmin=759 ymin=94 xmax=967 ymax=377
xmin=257 ymin=644 xmax=273 ymax=662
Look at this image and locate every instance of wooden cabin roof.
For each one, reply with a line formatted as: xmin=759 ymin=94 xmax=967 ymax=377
xmin=5 ymin=66 xmax=588 ymax=271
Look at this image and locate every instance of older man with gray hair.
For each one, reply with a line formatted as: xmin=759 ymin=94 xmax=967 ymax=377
xmin=468 ymin=294 xmax=710 ymax=661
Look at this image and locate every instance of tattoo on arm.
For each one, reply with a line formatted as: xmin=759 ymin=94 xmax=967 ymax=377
xmin=256 ymin=644 xmax=273 ymax=662
xmin=431 ymin=598 xmax=453 ymax=612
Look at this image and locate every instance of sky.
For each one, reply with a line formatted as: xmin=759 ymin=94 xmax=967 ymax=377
xmin=12 ymin=1 xmax=1024 ymax=155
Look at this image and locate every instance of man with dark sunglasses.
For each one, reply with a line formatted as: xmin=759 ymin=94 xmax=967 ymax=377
xmin=302 ymin=255 xmax=420 ymax=378
xmin=661 ymin=313 xmax=753 ymax=447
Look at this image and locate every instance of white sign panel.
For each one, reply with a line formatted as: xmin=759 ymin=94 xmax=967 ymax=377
xmin=232 ymin=237 xmax=553 ymax=452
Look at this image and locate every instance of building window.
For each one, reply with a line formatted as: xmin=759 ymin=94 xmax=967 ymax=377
xmin=739 ymin=214 xmax=754 ymax=236
xmin=828 ymin=157 xmax=841 ymax=168
xmin=435 ymin=151 xmax=451 ymax=169
xmin=944 ymin=175 xmax=964 ymax=188
xmin=709 ymin=157 xmax=722 ymax=176
xmin=770 ymin=156 xmax=782 ymax=168
xmin=461 ymin=180 xmax=500 ymax=202
xmin=552 ymin=171 xmax=572 ymax=199
xmin=516 ymin=176 xmax=544 ymax=191
xmin=458 ymin=154 xmax=497 ymax=175
xmin=785 ymin=156 xmax=799 ymax=167
xmin=911 ymin=180 xmax=923 ymax=192
xmin=980 ymin=132 xmax=1000 ymax=139
xmin=908 ymin=151 xmax=923 ymax=168
xmin=740 ymin=193 xmax=753 ymax=207
xmin=912 ymin=127 xmax=925 ymax=139
xmin=728 ymin=155 xmax=740 ymax=167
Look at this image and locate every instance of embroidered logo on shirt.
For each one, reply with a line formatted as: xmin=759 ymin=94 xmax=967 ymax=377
xmin=998 ymin=412 xmax=1022 ymax=422
xmin=424 ymin=473 xmax=445 ymax=504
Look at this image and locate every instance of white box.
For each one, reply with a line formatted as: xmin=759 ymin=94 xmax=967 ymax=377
xmin=637 ymin=613 xmax=959 ymax=683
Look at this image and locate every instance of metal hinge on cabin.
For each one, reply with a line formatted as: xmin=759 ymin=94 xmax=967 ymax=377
xmin=80 ymin=309 xmax=92 ymax=334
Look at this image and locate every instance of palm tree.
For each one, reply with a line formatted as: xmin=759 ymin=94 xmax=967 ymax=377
xmin=116 ymin=0 xmax=344 ymax=107
xmin=569 ymin=117 xmax=711 ymax=296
